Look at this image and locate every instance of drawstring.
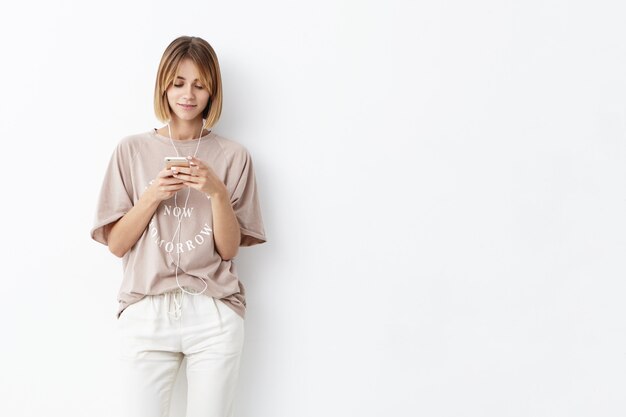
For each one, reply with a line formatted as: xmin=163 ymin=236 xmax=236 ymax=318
xmin=164 ymin=288 xmax=223 ymax=331
xmin=167 ymin=289 xmax=184 ymax=320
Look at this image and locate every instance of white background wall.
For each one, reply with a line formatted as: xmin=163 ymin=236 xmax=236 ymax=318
xmin=0 ymin=1 xmax=624 ymax=416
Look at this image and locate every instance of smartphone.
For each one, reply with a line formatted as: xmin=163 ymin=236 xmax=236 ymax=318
xmin=164 ymin=156 xmax=190 ymax=170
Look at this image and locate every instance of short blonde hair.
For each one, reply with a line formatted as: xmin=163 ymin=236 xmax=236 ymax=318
xmin=154 ymin=36 xmax=223 ymax=129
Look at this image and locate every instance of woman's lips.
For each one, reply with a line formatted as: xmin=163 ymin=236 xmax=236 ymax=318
xmin=178 ymin=104 xmax=196 ymax=110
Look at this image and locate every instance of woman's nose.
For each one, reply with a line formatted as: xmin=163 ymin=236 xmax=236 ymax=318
xmin=183 ymin=84 xmax=195 ymax=97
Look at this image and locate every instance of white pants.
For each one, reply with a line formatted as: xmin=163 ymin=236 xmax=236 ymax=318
xmin=116 ymin=287 xmax=245 ymax=417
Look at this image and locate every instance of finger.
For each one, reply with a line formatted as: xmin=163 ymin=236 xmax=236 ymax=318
xmin=162 ymin=178 xmax=184 ymax=185
xmin=190 ymin=165 xmax=205 ymax=176
xmin=159 ymin=169 xmax=177 ymax=178
xmin=160 ymin=184 xmax=186 ymax=191
xmin=161 ymin=179 xmax=185 ymax=187
xmin=171 ymin=166 xmax=192 ymax=175
xmin=174 ymin=173 xmax=200 ymax=183
xmin=186 ymin=156 xmax=207 ymax=169
xmin=180 ymin=181 xmax=200 ymax=190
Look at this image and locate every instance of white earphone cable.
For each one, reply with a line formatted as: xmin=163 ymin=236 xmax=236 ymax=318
xmin=165 ymin=119 xmax=209 ymax=304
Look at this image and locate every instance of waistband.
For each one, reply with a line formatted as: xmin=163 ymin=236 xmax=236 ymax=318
xmin=159 ymin=287 xmax=223 ymax=332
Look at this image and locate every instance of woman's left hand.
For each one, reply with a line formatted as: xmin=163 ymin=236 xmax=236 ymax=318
xmin=171 ymin=156 xmax=228 ymax=198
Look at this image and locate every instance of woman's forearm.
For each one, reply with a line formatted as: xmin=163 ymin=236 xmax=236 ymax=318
xmin=106 ymin=192 xmax=161 ymax=258
xmin=106 ymin=188 xmax=239 ymax=260
xmin=210 ymin=191 xmax=241 ymax=260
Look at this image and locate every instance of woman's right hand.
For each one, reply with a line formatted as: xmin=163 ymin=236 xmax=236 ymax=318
xmin=107 ymin=167 xmax=185 ymax=257
xmin=145 ymin=168 xmax=187 ymax=202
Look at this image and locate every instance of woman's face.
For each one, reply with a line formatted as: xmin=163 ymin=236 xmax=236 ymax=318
xmin=166 ymin=58 xmax=210 ymax=123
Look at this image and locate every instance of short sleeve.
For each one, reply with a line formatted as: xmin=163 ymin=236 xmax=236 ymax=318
xmin=230 ymin=149 xmax=267 ymax=247
xmin=90 ymin=143 xmax=134 ymax=246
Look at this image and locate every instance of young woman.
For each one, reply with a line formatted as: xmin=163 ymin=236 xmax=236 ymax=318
xmin=90 ymin=36 xmax=267 ymax=417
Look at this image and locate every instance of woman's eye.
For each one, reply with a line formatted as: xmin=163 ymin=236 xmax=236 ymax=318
xmin=173 ymin=84 xmax=203 ymax=89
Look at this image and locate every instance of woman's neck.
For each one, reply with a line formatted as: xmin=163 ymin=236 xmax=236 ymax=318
xmin=164 ymin=119 xmax=206 ymax=140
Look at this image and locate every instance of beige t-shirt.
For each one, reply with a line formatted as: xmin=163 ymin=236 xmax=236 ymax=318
xmin=90 ymin=129 xmax=267 ymax=319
